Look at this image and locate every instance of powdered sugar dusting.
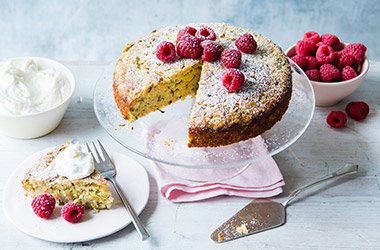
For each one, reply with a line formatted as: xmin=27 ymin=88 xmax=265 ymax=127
xmin=188 ymin=23 xmax=291 ymax=130
xmin=23 ymin=143 xmax=106 ymax=184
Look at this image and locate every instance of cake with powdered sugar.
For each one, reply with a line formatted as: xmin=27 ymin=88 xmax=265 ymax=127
xmin=22 ymin=142 xmax=113 ymax=210
xmin=113 ymin=23 xmax=292 ymax=147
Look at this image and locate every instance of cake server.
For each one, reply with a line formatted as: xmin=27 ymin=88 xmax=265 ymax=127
xmin=210 ymin=164 xmax=358 ymax=243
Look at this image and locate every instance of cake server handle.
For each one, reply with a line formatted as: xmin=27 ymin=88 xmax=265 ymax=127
xmin=282 ymin=164 xmax=358 ymax=207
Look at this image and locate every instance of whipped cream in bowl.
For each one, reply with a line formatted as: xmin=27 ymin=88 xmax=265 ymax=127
xmin=0 ymin=59 xmax=71 ymax=115
xmin=0 ymin=57 xmax=75 ymax=139
xmin=53 ymin=143 xmax=95 ymax=180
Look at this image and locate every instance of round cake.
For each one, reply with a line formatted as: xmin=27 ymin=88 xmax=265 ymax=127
xmin=113 ymin=23 xmax=292 ymax=147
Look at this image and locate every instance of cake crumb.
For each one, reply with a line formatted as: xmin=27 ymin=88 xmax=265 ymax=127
xmin=217 ymin=232 xmax=225 ymax=242
xmin=162 ymin=139 xmax=175 ymax=149
xmin=236 ymin=223 xmax=249 ymax=234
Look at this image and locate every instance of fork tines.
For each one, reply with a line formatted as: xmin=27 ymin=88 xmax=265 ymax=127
xmin=86 ymin=140 xmax=114 ymax=168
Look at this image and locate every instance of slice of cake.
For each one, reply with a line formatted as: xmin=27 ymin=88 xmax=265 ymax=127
xmin=113 ymin=23 xmax=292 ymax=147
xmin=22 ymin=142 xmax=113 ymax=210
xmin=114 ymin=39 xmax=203 ymax=122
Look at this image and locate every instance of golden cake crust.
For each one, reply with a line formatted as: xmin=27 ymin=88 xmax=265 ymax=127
xmin=113 ymin=23 xmax=292 ymax=147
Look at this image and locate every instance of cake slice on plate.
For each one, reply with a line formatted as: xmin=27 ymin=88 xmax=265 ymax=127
xmin=22 ymin=142 xmax=113 ymax=210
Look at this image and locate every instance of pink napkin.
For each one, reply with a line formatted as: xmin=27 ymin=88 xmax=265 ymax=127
xmin=152 ymin=154 xmax=284 ymax=202
xmin=144 ymin=119 xmax=284 ymax=202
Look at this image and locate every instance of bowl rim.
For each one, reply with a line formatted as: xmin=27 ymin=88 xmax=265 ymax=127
xmin=0 ymin=56 xmax=76 ymax=118
xmin=285 ymin=43 xmax=369 ymax=86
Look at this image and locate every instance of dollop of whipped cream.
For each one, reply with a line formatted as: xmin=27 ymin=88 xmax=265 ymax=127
xmin=53 ymin=143 xmax=94 ymax=180
xmin=0 ymin=58 xmax=71 ymax=115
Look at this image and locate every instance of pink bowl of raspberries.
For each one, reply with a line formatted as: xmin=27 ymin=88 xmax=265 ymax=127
xmin=286 ymin=32 xmax=369 ymax=106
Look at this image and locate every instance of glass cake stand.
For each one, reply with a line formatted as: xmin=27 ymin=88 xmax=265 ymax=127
xmin=93 ymin=61 xmax=315 ymax=182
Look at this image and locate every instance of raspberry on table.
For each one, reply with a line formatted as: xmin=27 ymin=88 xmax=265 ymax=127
xmin=316 ymin=45 xmax=336 ymax=64
xmin=296 ymin=40 xmax=317 ymax=56
xmin=345 ymin=101 xmax=369 ymax=121
xmin=200 ymin=40 xmax=224 ymax=62
xmin=326 ymin=111 xmax=347 ymax=128
xmin=333 ymin=52 xmax=355 ymax=69
xmin=195 ymin=27 xmax=216 ymax=42
xmin=177 ymin=26 xmax=197 ymax=41
xmin=235 ymin=33 xmax=257 ymax=54
xmin=156 ymin=41 xmax=176 ymax=62
xmin=61 ymin=202 xmax=85 ymax=223
xmin=303 ymin=32 xmax=320 ymax=44
xmin=176 ymin=34 xmax=202 ymax=59
xmin=305 ymin=69 xmax=322 ymax=81
xmin=31 ymin=194 xmax=56 ymax=219
xmin=321 ymin=34 xmax=341 ymax=50
xmin=341 ymin=66 xmax=358 ymax=81
xmin=221 ymin=49 xmax=242 ymax=68
xmin=222 ymin=68 xmax=245 ymax=92
xmin=291 ymin=55 xmax=308 ymax=70
xmin=320 ymin=64 xmax=340 ymax=82
xmin=305 ymin=56 xmax=320 ymax=70
xmin=341 ymin=43 xmax=367 ymax=64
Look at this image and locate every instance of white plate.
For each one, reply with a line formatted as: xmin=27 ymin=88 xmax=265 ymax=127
xmin=3 ymin=147 xmax=150 ymax=243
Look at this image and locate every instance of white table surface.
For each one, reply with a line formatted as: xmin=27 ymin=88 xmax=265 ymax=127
xmin=1 ymin=61 xmax=379 ymax=250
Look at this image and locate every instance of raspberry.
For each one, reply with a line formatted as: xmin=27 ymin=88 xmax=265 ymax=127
xmin=61 ymin=202 xmax=85 ymax=223
xmin=320 ymin=64 xmax=341 ymax=82
xmin=221 ymin=49 xmax=242 ymax=68
xmin=316 ymin=41 xmax=324 ymax=48
xmin=156 ymin=41 xmax=176 ymax=62
xmin=195 ymin=27 xmax=216 ymax=42
xmin=296 ymin=40 xmax=317 ymax=56
xmin=291 ymin=55 xmax=308 ymax=70
xmin=222 ymin=69 xmax=245 ymax=92
xmin=176 ymin=34 xmax=202 ymax=59
xmin=305 ymin=69 xmax=322 ymax=81
xmin=200 ymin=40 xmax=224 ymax=62
xmin=333 ymin=52 xmax=355 ymax=69
xmin=345 ymin=101 xmax=369 ymax=121
xmin=341 ymin=66 xmax=358 ymax=81
xmin=303 ymin=32 xmax=320 ymax=44
xmin=177 ymin=26 xmax=197 ymax=41
xmin=341 ymin=43 xmax=367 ymax=64
xmin=316 ymin=45 xmax=336 ymax=64
xmin=326 ymin=111 xmax=347 ymax=128
xmin=31 ymin=194 xmax=56 ymax=219
xmin=235 ymin=33 xmax=257 ymax=54
xmin=305 ymin=56 xmax=320 ymax=70
xmin=321 ymin=34 xmax=341 ymax=50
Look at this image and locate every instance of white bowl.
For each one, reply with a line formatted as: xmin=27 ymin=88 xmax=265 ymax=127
xmin=286 ymin=44 xmax=369 ymax=106
xmin=0 ymin=57 xmax=75 ymax=139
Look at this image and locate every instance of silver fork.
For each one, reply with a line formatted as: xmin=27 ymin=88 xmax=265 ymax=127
xmin=86 ymin=140 xmax=150 ymax=240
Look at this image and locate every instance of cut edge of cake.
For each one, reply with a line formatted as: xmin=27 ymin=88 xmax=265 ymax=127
xmin=114 ymin=57 xmax=203 ymax=122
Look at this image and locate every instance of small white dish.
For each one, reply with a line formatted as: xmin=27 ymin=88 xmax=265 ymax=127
xmin=286 ymin=44 xmax=369 ymax=106
xmin=3 ymin=147 xmax=150 ymax=243
xmin=0 ymin=57 xmax=75 ymax=139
